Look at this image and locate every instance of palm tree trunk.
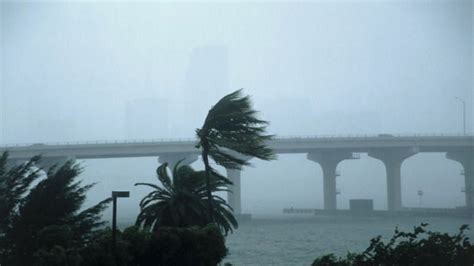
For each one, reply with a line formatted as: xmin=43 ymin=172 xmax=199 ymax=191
xmin=202 ymin=148 xmax=215 ymax=222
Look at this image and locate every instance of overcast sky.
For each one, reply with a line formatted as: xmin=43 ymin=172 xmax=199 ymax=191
xmin=0 ymin=1 xmax=472 ymax=217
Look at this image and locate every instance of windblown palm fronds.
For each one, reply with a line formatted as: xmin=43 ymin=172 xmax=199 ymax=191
xmin=196 ymin=89 xmax=276 ymax=169
xmin=135 ymin=161 xmax=237 ymax=235
xmin=195 ymin=89 xmax=276 ymax=220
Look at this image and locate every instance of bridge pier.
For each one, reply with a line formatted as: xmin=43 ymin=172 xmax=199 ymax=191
xmin=446 ymin=151 xmax=474 ymax=211
xmin=224 ymin=155 xmax=252 ymax=215
xmin=369 ymin=147 xmax=418 ymax=211
xmin=307 ymin=151 xmax=358 ymax=210
xmin=226 ymin=168 xmax=242 ymax=214
xmin=158 ymin=153 xmax=198 ymax=170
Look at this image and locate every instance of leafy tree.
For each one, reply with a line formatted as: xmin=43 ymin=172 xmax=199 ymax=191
xmin=81 ymin=225 xmax=227 ymax=266
xmin=135 ymin=161 xmax=237 ymax=235
xmin=80 ymin=227 xmax=133 ymax=266
xmin=0 ymin=152 xmax=43 ymax=263
xmin=195 ymin=89 xmax=276 ymax=220
xmin=0 ymin=151 xmax=42 ymax=233
xmin=142 ymin=225 xmax=228 ymax=266
xmin=33 ymin=226 xmax=83 ymax=266
xmin=0 ymin=154 xmax=111 ymax=265
xmin=34 ymin=244 xmax=82 ymax=266
xmin=312 ymin=223 xmax=474 ymax=266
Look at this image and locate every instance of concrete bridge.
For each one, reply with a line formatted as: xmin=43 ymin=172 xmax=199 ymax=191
xmin=1 ymin=134 xmax=473 ymax=213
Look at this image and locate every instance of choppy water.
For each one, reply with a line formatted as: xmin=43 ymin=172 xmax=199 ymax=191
xmin=223 ymin=214 xmax=474 ymax=266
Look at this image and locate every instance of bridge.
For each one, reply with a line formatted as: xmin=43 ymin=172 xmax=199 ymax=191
xmin=1 ymin=134 xmax=473 ymax=213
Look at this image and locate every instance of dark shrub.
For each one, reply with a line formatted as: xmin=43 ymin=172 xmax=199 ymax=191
xmin=122 ymin=226 xmax=151 ymax=265
xmin=33 ymin=245 xmax=82 ymax=266
xmin=36 ymin=225 xmax=75 ymax=249
xmin=32 ymin=225 xmax=82 ymax=266
xmin=0 ymin=154 xmax=111 ymax=266
xmin=139 ymin=224 xmax=228 ymax=266
xmin=80 ymin=224 xmax=227 ymax=266
xmin=80 ymin=228 xmax=132 ymax=266
xmin=312 ymin=223 xmax=474 ymax=266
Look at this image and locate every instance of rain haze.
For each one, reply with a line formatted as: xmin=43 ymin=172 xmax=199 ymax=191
xmin=0 ymin=1 xmax=473 ymax=264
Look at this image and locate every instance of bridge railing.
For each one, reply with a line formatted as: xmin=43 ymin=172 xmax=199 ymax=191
xmin=0 ymin=133 xmax=470 ymax=148
xmin=0 ymin=138 xmax=197 ymax=148
xmin=276 ymin=133 xmax=468 ymax=139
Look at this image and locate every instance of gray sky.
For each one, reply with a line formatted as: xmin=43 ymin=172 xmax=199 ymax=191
xmin=0 ymin=1 xmax=472 ymax=217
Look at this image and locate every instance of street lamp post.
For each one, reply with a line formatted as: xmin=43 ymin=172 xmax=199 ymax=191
xmin=417 ymin=189 xmax=423 ymax=207
xmin=112 ymin=191 xmax=130 ymax=250
xmin=455 ymin=97 xmax=466 ymax=135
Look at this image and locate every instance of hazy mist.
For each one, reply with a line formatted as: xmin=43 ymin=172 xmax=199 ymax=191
xmin=1 ymin=1 xmax=472 ymax=221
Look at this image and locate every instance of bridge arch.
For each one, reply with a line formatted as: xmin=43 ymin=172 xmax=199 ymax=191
xmin=241 ymin=154 xmax=321 ymax=214
xmin=337 ymin=154 xmax=386 ymax=210
xmin=402 ymin=153 xmax=464 ymax=208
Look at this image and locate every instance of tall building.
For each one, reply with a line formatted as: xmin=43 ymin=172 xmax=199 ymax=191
xmin=125 ymin=98 xmax=169 ymax=140
xmin=172 ymin=45 xmax=229 ymax=137
xmin=259 ymin=96 xmax=318 ymax=136
xmin=183 ymin=45 xmax=229 ymax=100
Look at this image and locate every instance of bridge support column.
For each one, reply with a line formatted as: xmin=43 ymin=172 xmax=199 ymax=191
xmin=369 ymin=147 xmax=418 ymax=211
xmin=226 ymin=168 xmax=241 ymax=214
xmin=158 ymin=153 xmax=198 ymax=170
xmin=307 ymin=151 xmax=358 ymax=210
xmin=446 ymin=151 xmax=474 ymax=211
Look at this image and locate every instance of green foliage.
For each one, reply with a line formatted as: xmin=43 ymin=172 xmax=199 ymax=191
xmin=33 ymin=245 xmax=82 ymax=266
xmin=135 ymin=161 xmax=237 ymax=235
xmin=138 ymin=225 xmax=227 ymax=266
xmin=196 ymin=89 xmax=276 ymax=170
xmin=81 ymin=225 xmax=227 ymax=266
xmin=195 ymin=89 xmax=276 ymax=220
xmin=36 ymin=225 xmax=75 ymax=249
xmin=0 ymin=152 xmax=42 ymax=233
xmin=312 ymin=223 xmax=474 ymax=266
xmin=80 ymin=228 xmax=133 ymax=266
xmin=122 ymin=226 xmax=151 ymax=265
xmin=0 ymin=152 xmax=111 ymax=266
xmin=0 ymin=153 xmax=230 ymax=266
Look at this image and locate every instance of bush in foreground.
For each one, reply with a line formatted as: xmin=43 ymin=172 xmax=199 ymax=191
xmin=312 ymin=223 xmax=474 ymax=266
xmin=81 ymin=224 xmax=227 ymax=266
xmin=0 ymin=153 xmax=111 ymax=266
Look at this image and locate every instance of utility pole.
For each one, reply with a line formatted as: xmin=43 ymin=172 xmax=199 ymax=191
xmin=417 ymin=189 xmax=423 ymax=207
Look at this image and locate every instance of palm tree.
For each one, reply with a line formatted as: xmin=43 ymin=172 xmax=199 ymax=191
xmin=195 ymin=89 xmax=276 ymax=220
xmin=135 ymin=161 xmax=237 ymax=235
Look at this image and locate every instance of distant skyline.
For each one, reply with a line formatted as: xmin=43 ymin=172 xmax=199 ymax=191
xmin=1 ymin=1 xmax=472 ymax=144
xmin=0 ymin=1 xmax=472 ymax=215
xmin=125 ymin=98 xmax=170 ymax=139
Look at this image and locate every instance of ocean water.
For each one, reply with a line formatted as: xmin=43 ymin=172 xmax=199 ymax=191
xmin=223 ymin=214 xmax=474 ymax=266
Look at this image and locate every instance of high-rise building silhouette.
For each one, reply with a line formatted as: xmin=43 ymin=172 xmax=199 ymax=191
xmin=183 ymin=45 xmax=229 ymax=100
xmin=125 ymin=98 xmax=169 ymax=140
xmin=172 ymin=45 xmax=229 ymax=137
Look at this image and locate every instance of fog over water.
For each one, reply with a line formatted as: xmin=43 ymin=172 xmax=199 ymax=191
xmin=222 ymin=215 xmax=474 ymax=265
xmin=0 ymin=1 xmax=472 ymax=223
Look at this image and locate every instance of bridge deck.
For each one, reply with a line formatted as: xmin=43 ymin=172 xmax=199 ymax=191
xmin=1 ymin=135 xmax=472 ymax=160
